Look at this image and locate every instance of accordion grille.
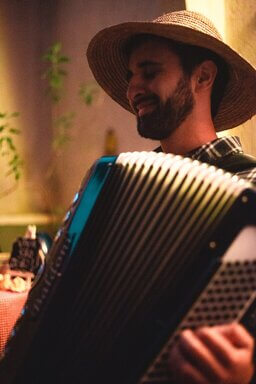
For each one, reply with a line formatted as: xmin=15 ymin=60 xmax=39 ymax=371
xmin=52 ymin=152 xmax=248 ymax=379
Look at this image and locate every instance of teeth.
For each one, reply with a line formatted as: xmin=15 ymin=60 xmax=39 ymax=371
xmin=137 ymin=102 xmax=155 ymax=116
xmin=135 ymin=99 xmax=153 ymax=110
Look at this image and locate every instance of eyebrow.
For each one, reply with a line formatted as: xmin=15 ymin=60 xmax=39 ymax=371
xmin=137 ymin=60 xmax=162 ymax=68
xmin=126 ymin=60 xmax=162 ymax=82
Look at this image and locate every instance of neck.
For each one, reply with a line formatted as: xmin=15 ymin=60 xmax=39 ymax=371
xmin=160 ymin=111 xmax=217 ymax=155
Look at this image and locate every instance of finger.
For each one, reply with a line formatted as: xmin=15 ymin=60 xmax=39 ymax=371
xmin=213 ymin=322 xmax=254 ymax=349
xmin=196 ymin=324 xmax=254 ymax=370
xmin=176 ymin=329 xmax=227 ymax=381
xmin=169 ymin=342 xmax=209 ymax=384
xmin=195 ymin=326 xmax=236 ymax=367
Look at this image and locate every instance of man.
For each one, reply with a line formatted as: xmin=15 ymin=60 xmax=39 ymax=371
xmin=87 ymin=10 xmax=256 ymax=383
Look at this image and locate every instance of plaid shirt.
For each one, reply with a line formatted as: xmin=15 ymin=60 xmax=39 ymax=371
xmin=188 ymin=136 xmax=256 ymax=383
xmin=186 ymin=136 xmax=256 ymax=186
xmin=157 ymin=137 xmax=256 ymax=382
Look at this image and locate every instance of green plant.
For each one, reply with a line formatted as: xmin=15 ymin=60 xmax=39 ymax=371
xmin=79 ymin=82 xmax=100 ymax=106
xmin=42 ymin=42 xmax=99 ymax=213
xmin=42 ymin=42 xmax=70 ymax=103
xmin=42 ymin=42 xmax=99 ymax=156
xmin=0 ymin=112 xmax=23 ymax=181
xmin=52 ymin=112 xmax=75 ymax=153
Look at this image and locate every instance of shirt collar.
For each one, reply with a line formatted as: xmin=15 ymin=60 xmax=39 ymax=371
xmin=186 ymin=136 xmax=243 ymax=163
xmin=154 ymin=136 xmax=244 ymax=163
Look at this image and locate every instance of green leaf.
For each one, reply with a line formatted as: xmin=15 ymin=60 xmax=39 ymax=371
xmin=86 ymin=94 xmax=93 ymax=105
xmin=8 ymin=154 xmax=18 ymax=165
xmin=79 ymin=82 xmax=100 ymax=105
xmin=58 ymin=56 xmax=70 ymax=63
xmin=50 ymin=75 xmax=63 ymax=88
xmin=9 ymin=128 xmax=21 ymax=135
xmin=42 ymin=53 xmax=52 ymax=62
xmin=6 ymin=137 xmax=16 ymax=151
xmin=0 ymin=112 xmax=23 ymax=184
xmin=0 ymin=123 xmax=8 ymax=131
xmin=42 ymin=42 xmax=71 ymax=104
xmin=10 ymin=112 xmax=20 ymax=118
xmin=52 ymin=42 xmax=62 ymax=53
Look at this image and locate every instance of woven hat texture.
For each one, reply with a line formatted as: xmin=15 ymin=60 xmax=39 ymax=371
xmin=87 ymin=10 xmax=256 ymax=131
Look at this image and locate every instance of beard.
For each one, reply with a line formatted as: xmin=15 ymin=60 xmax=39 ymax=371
xmin=136 ymin=76 xmax=194 ymax=141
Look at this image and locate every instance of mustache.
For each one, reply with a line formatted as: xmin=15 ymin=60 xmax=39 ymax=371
xmin=132 ymin=94 xmax=160 ymax=112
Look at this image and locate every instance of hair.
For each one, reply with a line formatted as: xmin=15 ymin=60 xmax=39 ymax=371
xmin=124 ymin=34 xmax=229 ymax=118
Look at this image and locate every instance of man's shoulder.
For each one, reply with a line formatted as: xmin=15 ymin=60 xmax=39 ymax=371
xmin=214 ymin=152 xmax=256 ymax=186
xmin=235 ymin=166 xmax=256 ymax=186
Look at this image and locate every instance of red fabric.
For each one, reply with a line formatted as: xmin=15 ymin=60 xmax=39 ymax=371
xmin=0 ymin=291 xmax=28 ymax=352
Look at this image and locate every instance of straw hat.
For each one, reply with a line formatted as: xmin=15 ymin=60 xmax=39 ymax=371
xmin=87 ymin=10 xmax=256 ymax=131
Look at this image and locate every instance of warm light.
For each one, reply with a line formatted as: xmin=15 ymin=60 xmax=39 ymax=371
xmin=0 ymin=8 xmax=29 ymax=212
xmin=0 ymin=10 xmax=18 ymax=113
xmin=185 ymin=0 xmax=226 ymax=40
xmin=185 ymin=0 xmax=256 ymax=157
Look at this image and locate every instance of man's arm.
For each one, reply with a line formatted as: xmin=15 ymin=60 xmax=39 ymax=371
xmin=168 ymin=322 xmax=254 ymax=384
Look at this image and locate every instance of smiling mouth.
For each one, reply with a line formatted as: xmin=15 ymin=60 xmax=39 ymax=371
xmin=135 ymin=100 xmax=157 ymax=117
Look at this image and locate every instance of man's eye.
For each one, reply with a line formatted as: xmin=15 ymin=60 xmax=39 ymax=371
xmin=144 ymin=71 xmax=158 ymax=80
xmin=126 ymin=71 xmax=132 ymax=83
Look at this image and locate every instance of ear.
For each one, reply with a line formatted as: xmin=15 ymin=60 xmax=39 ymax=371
xmin=192 ymin=60 xmax=217 ymax=93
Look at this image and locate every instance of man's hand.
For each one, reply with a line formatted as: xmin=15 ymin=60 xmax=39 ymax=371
xmin=168 ymin=323 xmax=254 ymax=384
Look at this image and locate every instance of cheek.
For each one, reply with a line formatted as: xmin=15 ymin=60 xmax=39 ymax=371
xmin=159 ymin=73 xmax=184 ymax=101
xmin=152 ymin=74 xmax=176 ymax=100
xmin=157 ymin=84 xmax=174 ymax=103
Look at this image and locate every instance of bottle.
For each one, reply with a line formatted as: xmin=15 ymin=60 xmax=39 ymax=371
xmin=104 ymin=128 xmax=118 ymax=156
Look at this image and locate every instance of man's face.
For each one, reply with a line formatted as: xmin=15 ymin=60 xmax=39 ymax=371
xmin=126 ymin=38 xmax=194 ymax=140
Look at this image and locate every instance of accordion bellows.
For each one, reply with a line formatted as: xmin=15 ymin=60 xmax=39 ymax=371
xmin=1 ymin=151 xmax=256 ymax=384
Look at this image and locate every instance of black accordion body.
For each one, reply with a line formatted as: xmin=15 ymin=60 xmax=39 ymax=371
xmin=1 ymin=151 xmax=256 ymax=383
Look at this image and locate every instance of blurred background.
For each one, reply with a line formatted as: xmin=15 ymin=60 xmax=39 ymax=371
xmin=0 ymin=0 xmax=255 ymax=250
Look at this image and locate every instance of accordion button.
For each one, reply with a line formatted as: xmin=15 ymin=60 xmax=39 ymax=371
xmin=63 ymin=210 xmax=71 ymax=223
xmin=54 ymin=228 xmax=63 ymax=241
xmin=72 ymin=192 xmax=79 ymax=205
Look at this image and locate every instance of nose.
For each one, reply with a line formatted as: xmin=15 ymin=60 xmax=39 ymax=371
xmin=126 ymin=75 xmax=146 ymax=107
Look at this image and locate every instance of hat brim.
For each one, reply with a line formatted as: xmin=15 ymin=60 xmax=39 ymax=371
xmin=87 ymin=21 xmax=256 ymax=131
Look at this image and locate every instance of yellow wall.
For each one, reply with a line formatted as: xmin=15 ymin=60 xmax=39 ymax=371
xmin=0 ymin=0 xmax=185 ymax=215
xmin=185 ymin=0 xmax=226 ymax=39
xmin=2 ymin=0 xmax=255 ymax=216
xmin=185 ymin=0 xmax=256 ymax=155
xmin=223 ymin=0 xmax=256 ymax=155
xmin=0 ymin=7 xmax=29 ymax=212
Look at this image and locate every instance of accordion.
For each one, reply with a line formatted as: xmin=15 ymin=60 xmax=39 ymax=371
xmin=1 ymin=151 xmax=256 ymax=384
